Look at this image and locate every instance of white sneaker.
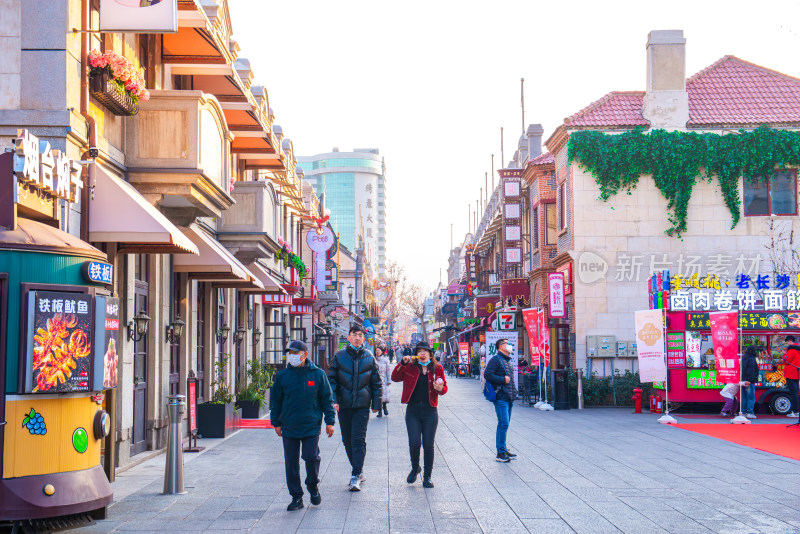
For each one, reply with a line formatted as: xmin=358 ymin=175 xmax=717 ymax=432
xmin=349 ymin=475 xmax=361 ymax=491
xmin=745 ymin=413 xmax=757 ymax=419
xmin=787 ymin=412 xmax=799 ymax=418
xmin=358 ymin=473 xmax=366 ymax=483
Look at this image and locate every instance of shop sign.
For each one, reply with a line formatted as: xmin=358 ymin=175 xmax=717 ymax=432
xmin=634 ymin=309 xmax=667 ymax=382
xmin=548 ymin=273 xmax=565 ymax=318
xmin=686 ymin=311 xmax=800 ymax=331
xmin=458 ymin=342 xmax=469 ymax=364
xmin=709 ymin=311 xmax=740 ymax=383
xmin=557 ymin=263 xmax=573 ymax=295
xmin=666 ymin=332 xmax=686 ymax=367
xmin=687 ymin=369 xmax=725 ymax=389
xmin=188 ymin=380 xmax=197 ymax=433
xmin=474 ymin=296 xmax=497 ymax=317
xmin=25 ymin=291 xmax=94 ymax=393
xmin=82 ymin=261 xmax=113 ymax=285
xmin=486 ymin=331 xmax=519 ymax=388
xmin=539 ymin=308 xmax=550 ymax=368
xmin=498 ymin=311 xmax=516 ymax=330
xmin=100 ymin=0 xmax=178 ymax=33
xmin=500 ymin=169 xmax=523 ymax=267
xmin=307 ymin=226 xmax=335 ymax=293
xmin=442 ymin=302 xmax=459 ymax=315
xmin=13 ymin=130 xmax=84 ymax=201
xmin=93 ymin=296 xmax=119 ymax=390
xmin=522 ymin=308 xmax=541 ymax=366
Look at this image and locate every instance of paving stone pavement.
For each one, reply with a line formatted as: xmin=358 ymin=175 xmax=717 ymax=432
xmin=88 ymin=376 xmax=800 ymax=534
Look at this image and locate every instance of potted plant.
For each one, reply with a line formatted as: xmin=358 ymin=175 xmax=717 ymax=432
xmin=236 ymin=359 xmax=275 ymax=419
xmin=88 ymin=49 xmax=150 ymax=116
xmin=197 ymin=355 xmax=239 ymax=438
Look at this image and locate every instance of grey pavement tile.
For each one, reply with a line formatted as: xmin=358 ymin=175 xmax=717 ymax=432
xmin=638 ymin=510 xmax=714 ymax=533
xmin=427 ymin=499 xmax=474 ymax=519
xmin=521 ymin=518 xmax=578 ymax=533
xmin=433 ymin=518 xmax=483 ymax=533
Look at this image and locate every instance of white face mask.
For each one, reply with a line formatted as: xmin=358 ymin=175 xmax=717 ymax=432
xmin=287 ymin=352 xmax=304 ymax=367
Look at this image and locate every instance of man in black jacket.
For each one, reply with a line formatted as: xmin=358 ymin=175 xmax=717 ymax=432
xmin=327 ymin=324 xmax=382 ymax=491
xmin=484 ymin=338 xmax=518 ymax=462
xmin=270 ymin=340 xmax=336 ymax=511
xmin=741 ymin=345 xmax=760 ymax=419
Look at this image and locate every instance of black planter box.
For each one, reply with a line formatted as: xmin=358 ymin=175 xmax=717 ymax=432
xmin=196 ymin=402 xmax=237 ymax=438
xmin=236 ymin=400 xmax=268 ymax=419
xmin=89 ymin=71 xmax=139 ymax=116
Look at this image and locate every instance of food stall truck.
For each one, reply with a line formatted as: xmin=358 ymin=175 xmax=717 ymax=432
xmin=655 ymin=310 xmax=796 ymax=415
xmin=0 ymin=138 xmax=114 ymax=528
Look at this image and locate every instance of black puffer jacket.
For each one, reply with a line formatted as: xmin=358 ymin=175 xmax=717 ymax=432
xmin=742 ymin=349 xmax=759 ymax=384
xmin=327 ymin=345 xmax=382 ymax=410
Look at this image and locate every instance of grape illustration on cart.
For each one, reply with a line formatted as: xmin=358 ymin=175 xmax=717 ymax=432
xmin=22 ymin=408 xmax=47 ymax=436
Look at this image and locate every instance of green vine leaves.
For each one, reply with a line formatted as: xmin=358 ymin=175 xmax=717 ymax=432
xmin=567 ymin=126 xmax=800 ymax=237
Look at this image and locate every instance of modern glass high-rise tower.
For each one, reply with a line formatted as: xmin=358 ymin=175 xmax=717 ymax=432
xmin=298 ymin=148 xmax=386 ymax=274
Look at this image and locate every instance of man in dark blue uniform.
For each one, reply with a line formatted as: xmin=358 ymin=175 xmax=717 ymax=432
xmin=270 ymin=340 xmax=336 ymax=511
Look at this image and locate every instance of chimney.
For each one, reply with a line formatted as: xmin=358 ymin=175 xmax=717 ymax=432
xmin=526 ymin=124 xmax=544 ymax=161
xmin=332 ymin=147 xmax=339 ymax=152
xmin=642 ymin=30 xmax=689 ymax=130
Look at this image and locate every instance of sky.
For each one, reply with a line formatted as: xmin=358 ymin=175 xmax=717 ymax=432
xmin=228 ymin=0 xmax=800 ymax=291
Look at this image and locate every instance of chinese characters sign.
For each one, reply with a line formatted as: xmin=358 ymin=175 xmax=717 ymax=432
xmin=522 ymin=308 xmax=541 ymax=366
xmin=548 ymin=272 xmax=565 ymax=318
xmin=93 ymin=296 xmax=120 ymax=390
xmin=499 ymin=169 xmax=523 ymax=268
xmin=666 ymin=332 xmax=685 ymax=368
xmin=14 ymin=130 xmax=84 ymax=202
xmin=82 ymin=261 xmax=114 ymax=285
xmin=26 ymin=291 xmax=93 ymax=393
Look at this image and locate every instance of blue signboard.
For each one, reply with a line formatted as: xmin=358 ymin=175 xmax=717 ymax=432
xmin=82 ymin=261 xmax=113 ymax=285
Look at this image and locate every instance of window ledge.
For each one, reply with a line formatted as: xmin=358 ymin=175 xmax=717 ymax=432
xmin=558 ymin=228 xmax=568 ymax=237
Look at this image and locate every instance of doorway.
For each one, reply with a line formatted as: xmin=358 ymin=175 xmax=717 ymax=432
xmin=131 ymin=255 xmax=149 ymax=456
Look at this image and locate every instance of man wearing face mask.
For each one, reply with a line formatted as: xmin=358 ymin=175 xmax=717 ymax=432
xmin=327 ymin=324 xmax=382 ymax=491
xmin=270 ymin=340 xmax=336 ymax=511
xmin=483 ymin=338 xmax=518 ymax=462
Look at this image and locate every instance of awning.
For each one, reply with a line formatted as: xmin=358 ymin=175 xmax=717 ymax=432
xmin=237 ymin=261 xmax=287 ymax=294
xmin=175 ymin=224 xmax=263 ymax=289
xmin=89 ymin=167 xmax=199 ymax=255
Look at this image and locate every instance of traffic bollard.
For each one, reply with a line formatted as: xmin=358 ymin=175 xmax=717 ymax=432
xmin=163 ymin=394 xmax=187 ymax=495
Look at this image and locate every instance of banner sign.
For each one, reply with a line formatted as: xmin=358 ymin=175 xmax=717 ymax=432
xmin=634 ymin=309 xmax=667 ymax=382
xmin=539 ymin=308 xmax=550 ymax=368
xmin=307 ymin=226 xmax=335 ymax=293
xmin=522 ymin=308 xmax=541 ymax=366
xmin=26 ymin=291 xmax=94 ymax=393
xmin=93 ymin=296 xmax=120 ymax=390
xmin=710 ymin=311 xmax=740 ymax=383
xmin=548 ymin=272 xmax=566 ymax=318
xmin=666 ymin=331 xmax=686 ymax=368
xmin=499 ymin=169 xmax=523 ymax=269
xmin=188 ymin=380 xmax=197 ymax=433
xmin=100 ymin=0 xmax=178 ymax=33
xmin=485 ymin=331 xmax=519 ymax=389
xmin=458 ymin=342 xmax=469 ymax=364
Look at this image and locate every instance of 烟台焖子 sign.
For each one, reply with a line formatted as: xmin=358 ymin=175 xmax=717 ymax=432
xmin=13 ymin=130 xmax=84 ymax=202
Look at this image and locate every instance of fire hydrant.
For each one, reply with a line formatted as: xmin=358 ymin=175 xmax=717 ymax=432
xmin=632 ymin=387 xmax=643 ymax=414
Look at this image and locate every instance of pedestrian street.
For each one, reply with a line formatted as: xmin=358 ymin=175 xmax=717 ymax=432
xmin=89 ymin=377 xmax=800 ymax=534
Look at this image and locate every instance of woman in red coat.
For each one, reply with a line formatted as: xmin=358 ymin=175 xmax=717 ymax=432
xmin=391 ymin=341 xmax=447 ymax=488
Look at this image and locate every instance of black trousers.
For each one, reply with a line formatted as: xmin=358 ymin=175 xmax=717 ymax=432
xmin=405 ymin=404 xmax=438 ymax=476
xmin=788 ymin=378 xmax=799 ymax=414
xmin=338 ymin=407 xmax=370 ymax=476
xmin=282 ymin=435 xmax=320 ymax=498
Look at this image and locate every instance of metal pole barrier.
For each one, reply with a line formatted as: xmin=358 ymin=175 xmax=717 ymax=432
xmin=577 ymin=368 xmax=584 ymax=409
xmin=163 ymin=394 xmax=187 ymax=495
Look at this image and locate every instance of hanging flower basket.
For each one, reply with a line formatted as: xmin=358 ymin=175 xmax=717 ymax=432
xmin=88 ymin=49 xmax=150 ymax=117
xmin=89 ymin=71 xmax=138 ymax=116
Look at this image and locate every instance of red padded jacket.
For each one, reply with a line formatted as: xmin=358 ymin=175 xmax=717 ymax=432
xmin=391 ymin=360 xmax=448 ymax=406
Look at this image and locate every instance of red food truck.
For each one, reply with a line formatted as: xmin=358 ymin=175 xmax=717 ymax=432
xmin=654 ymin=310 xmax=797 ymax=414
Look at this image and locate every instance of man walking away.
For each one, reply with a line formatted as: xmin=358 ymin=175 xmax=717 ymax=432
xmin=484 ymin=338 xmax=518 ymax=462
xmin=783 ymin=335 xmax=800 ymax=417
xmin=327 ymin=324 xmax=382 ymax=491
xmin=270 ymin=340 xmax=335 ymax=511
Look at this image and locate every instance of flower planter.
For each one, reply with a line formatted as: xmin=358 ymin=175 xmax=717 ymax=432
xmin=196 ymin=402 xmax=238 ymax=438
xmin=89 ymin=71 xmax=138 ymax=116
xmin=235 ymin=399 xmax=268 ymax=419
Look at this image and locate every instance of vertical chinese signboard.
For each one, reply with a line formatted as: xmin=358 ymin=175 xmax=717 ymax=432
xmin=25 ymin=291 xmax=94 ymax=393
xmin=93 ymin=296 xmax=120 ymax=390
xmin=499 ymin=169 xmax=523 ymax=277
xmin=666 ymin=332 xmax=686 ymax=368
xmin=458 ymin=342 xmax=469 ymax=364
xmin=522 ymin=308 xmax=541 ymax=366
xmin=548 ymin=272 xmax=565 ymax=318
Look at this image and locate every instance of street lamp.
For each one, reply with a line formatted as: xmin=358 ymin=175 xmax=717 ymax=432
xmin=216 ymin=324 xmax=230 ymax=344
xmin=252 ymin=328 xmax=262 ymax=346
xmin=234 ymin=326 xmax=247 ymax=345
xmin=347 ymin=284 xmax=354 ymax=313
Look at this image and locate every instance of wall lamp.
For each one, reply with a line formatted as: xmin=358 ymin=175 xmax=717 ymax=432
xmin=234 ymin=327 xmax=247 ymax=345
xmin=165 ymin=316 xmax=185 ymax=344
xmin=216 ymin=324 xmax=230 ymax=344
xmin=252 ymin=328 xmax=262 ymax=346
xmin=127 ymin=309 xmax=151 ymax=342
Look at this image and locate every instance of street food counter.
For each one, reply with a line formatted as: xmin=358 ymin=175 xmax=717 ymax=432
xmin=654 ymin=311 xmax=795 ymax=414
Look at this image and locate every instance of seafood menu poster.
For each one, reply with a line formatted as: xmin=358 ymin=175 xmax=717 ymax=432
xmin=93 ymin=296 xmax=120 ymax=391
xmin=25 ymin=291 xmax=94 ymax=393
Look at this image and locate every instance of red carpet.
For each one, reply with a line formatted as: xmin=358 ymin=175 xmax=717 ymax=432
xmin=238 ymin=419 xmax=273 ymax=429
xmin=674 ymin=414 xmax=786 ymax=420
xmin=674 ymin=423 xmax=800 ymax=461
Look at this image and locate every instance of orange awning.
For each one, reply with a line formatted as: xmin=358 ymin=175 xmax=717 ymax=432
xmin=175 ymin=224 xmax=263 ymax=289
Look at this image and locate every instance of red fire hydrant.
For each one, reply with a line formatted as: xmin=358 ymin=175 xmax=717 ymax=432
xmin=632 ymin=387 xmax=643 ymax=414
xmin=656 ymin=395 xmax=663 ymax=414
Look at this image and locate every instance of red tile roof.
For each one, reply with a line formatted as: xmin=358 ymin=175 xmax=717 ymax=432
xmin=687 ymin=55 xmax=800 ymax=126
xmin=563 ymin=91 xmax=649 ymax=128
xmin=529 ymin=152 xmax=555 ymax=166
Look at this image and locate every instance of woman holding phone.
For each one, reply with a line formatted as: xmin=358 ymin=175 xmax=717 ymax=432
xmin=391 ymin=341 xmax=448 ymax=488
